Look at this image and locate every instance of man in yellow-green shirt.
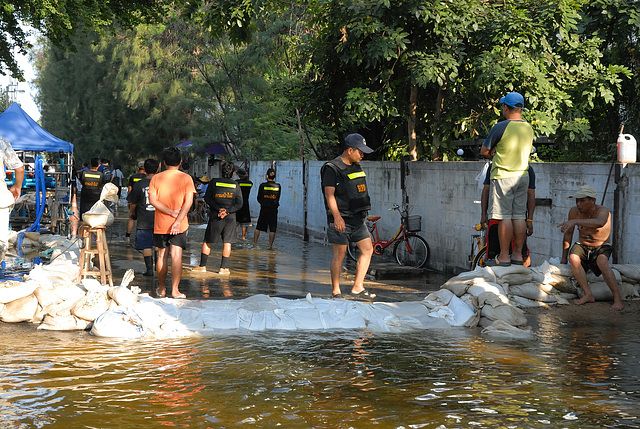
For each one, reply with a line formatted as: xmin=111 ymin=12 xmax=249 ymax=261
xmin=480 ymin=92 xmax=534 ymax=266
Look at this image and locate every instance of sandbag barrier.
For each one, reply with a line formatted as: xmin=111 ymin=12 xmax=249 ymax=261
xmin=1 ymin=232 xmax=638 ymax=339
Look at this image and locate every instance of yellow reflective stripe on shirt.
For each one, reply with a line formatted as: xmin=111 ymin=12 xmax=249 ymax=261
xmin=347 ymin=171 xmax=366 ymax=180
xmin=239 ymin=183 xmax=252 ymax=187
xmin=85 ymin=173 xmax=101 ymax=178
xmin=264 ymin=186 xmax=279 ymax=191
xmin=216 ymin=182 xmax=237 ymax=188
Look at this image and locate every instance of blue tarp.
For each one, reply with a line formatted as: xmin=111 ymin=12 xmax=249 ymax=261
xmin=0 ymin=103 xmax=73 ymax=153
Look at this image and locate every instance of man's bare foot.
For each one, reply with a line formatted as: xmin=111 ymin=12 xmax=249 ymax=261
xmin=574 ymin=295 xmax=595 ymax=305
xmin=611 ymin=300 xmax=624 ymax=311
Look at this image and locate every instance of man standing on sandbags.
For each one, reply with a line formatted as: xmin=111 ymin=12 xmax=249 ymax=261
xmin=480 ymin=92 xmax=533 ymax=266
xmin=558 ymin=185 xmax=624 ymax=311
xmin=321 ymin=133 xmax=375 ymax=300
xmin=0 ymin=136 xmax=24 ymax=262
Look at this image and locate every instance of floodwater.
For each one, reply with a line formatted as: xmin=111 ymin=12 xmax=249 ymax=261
xmin=1 ymin=215 xmax=639 ymax=427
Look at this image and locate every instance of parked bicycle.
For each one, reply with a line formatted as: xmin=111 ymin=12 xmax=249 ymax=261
xmin=346 ymin=204 xmax=430 ymax=268
xmin=469 ymin=224 xmax=487 ymax=270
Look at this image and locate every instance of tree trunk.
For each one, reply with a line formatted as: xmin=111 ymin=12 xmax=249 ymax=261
xmin=407 ymin=85 xmax=418 ymax=161
xmin=431 ymin=86 xmax=445 ymax=161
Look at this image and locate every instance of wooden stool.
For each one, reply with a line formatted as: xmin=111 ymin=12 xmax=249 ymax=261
xmin=77 ymin=225 xmax=114 ymax=287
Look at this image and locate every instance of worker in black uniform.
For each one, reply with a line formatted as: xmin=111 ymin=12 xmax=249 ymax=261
xmin=253 ymin=168 xmax=281 ymax=249
xmin=78 ymin=157 xmax=107 ymax=219
xmin=235 ymin=168 xmax=253 ymax=240
xmin=321 ymin=133 xmax=376 ymax=300
xmin=193 ymin=161 xmax=243 ymax=275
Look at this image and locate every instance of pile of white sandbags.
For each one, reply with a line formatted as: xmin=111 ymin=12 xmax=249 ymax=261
xmin=440 ymin=261 xmax=640 ymax=339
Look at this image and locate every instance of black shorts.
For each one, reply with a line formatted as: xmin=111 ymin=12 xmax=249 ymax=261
xmin=153 ymin=231 xmax=188 ymax=249
xmin=326 ymin=218 xmax=371 ymax=245
xmin=204 ymin=215 xmax=237 ymax=244
xmin=570 ymin=242 xmax=612 ymax=277
xmin=256 ymin=207 xmax=278 ymax=232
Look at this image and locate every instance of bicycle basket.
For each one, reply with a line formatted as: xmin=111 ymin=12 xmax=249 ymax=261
xmin=406 ymin=215 xmax=422 ymax=232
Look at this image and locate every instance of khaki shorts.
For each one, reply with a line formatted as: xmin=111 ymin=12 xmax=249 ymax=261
xmin=488 ymin=175 xmax=529 ymax=220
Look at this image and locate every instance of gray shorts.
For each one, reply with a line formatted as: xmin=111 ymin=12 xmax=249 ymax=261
xmin=489 ymin=175 xmax=529 ymax=220
xmin=326 ymin=219 xmax=371 ymax=245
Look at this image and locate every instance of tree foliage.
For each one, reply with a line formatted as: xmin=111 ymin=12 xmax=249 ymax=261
xmin=0 ymin=0 xmax=168 ymax=80
xmin=33 ymin=0 xmax=640 ymax=164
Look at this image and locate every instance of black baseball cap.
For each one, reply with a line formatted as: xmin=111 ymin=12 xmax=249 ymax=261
xmin=345 ymin=133 xmax=374 ymax=154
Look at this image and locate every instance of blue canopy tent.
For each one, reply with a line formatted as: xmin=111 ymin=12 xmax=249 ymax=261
xmin=0 ymin=103 xmax=74 ymax=238
xmin=0 ymin=103 xmax=73 ymax=153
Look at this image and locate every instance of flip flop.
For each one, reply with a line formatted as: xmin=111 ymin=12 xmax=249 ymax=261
xmin=350 ymin=288 xmax=376 ymax=301
xmin=486 ymin=258 xmax=511 ymax=267
xmin=331 ymin=293 xmax=344 ymax=299
xmin=155 ymin=288 xmax=166 ymax=298
xmin=172 ymin=293 xmax=187 ymax=299
xmin=510 ymin=259 xmax=524 ymax=265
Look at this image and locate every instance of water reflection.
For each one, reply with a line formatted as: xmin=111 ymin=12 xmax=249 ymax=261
xmin=0 ymin=323 xmax=639 ymax=427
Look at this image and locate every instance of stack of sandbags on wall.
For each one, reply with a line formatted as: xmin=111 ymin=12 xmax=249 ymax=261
xmin=441 ymin=268 xmax=533 ymax=339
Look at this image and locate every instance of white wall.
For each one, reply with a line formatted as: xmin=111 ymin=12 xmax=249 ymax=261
xmin=241 ymin=160 xmax=640 ymax=274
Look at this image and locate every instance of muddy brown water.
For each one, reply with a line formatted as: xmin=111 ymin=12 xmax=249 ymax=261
xmin=1 ymin=214 xmax=639 ymax=427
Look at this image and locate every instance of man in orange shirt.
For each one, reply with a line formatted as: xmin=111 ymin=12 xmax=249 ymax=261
xmin=149 ymin=147 xmax=196 ymax=299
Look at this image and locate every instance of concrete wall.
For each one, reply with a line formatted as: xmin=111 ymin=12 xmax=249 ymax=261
xmin=243 ymin=160 xmax=640 ymax=274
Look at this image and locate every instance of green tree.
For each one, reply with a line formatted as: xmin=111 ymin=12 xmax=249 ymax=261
xmin=302 ymin=0 xmax=630 ymax=161
xmin=1 ymin=0 xmax=168 ymax=80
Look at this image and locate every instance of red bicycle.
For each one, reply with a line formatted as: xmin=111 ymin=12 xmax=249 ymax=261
xmin=346 ymin=204 xmax=430 ymax=268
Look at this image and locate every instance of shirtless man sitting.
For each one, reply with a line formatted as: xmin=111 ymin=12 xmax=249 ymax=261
xmin=557 ymin=185 xmax=624 ymax=311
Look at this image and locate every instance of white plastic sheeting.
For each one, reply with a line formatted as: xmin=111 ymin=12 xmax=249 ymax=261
xmin=90 ymin=293 xmax=473 ymax=339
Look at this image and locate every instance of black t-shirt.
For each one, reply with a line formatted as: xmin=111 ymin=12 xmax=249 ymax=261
xmin=127 ymin=177 xmax=155 ymax=229
xmin=128 ymin=172 xmax=146 ymax=189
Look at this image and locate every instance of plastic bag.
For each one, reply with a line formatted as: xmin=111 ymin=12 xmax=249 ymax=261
xmin=82 ymin=200 xmax=114 ymax=227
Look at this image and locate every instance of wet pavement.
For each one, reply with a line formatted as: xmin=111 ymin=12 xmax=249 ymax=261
xmin=103 ymin=212 xmax=450 ymax=302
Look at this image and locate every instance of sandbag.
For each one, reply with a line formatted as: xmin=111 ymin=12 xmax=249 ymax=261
xmin=510 ymin=295 xmax=553 ymax=308
xmin=497 ymin=272 xmax=537 ymax=286
xmin=611 ymin=264 xmax=640 ymax=282
xmin=509 ymin=283 xmax=557 ymax=303
xmin=38 ymin=313 xmax=91 ymax=331
xmin=71 ymin=290 xmax=111 ymax=321
xmin=577 ymin=282 xmax=638 ymax=301
xmin=480 ymin=298 xmax=528 ymax=327
xmin=441 ymin=277 xmax=472 ymax=297
xmin=486 ymin=264 xmax=531 ymax=278
xmin=466 ymin=280 xmax=506 ymax=297
xmin=0 ymin=280 xmax=38 ymax=304
xmin=108 ymin=286 xmax=138 ymax=307
xmin=0 ymin=294 xmax=38 ymax=323
xmin=91 ymin=308 xmax=145 ymax=338
xmin=481 ymin=319 xmax=534 ymax=340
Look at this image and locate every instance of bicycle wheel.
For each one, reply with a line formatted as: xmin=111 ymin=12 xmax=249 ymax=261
xmin=393 ymin=235 xmax=429 ymax=268
xmin=472 ymin=246 xmax=487 ymax=270
xmin=346 ymin=241 xmax=360 ymax=262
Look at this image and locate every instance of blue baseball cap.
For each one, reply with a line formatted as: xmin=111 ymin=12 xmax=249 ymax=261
xmin=500 ymin=92 xmax=527 ymax=110
xmin=344 ymin=133 xmax=374 ymax=154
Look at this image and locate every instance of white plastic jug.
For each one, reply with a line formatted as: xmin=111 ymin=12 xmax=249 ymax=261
xmin=617 ymin=134 xmax=637 ymax=163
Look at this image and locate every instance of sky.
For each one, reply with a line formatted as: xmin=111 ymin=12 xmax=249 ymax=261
xmin=0 ymin=29 xmax=41 ymax=121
